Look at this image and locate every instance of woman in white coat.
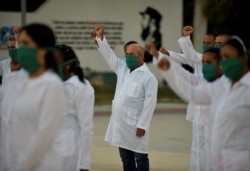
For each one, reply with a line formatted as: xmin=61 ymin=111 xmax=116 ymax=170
xmin=156 ymin=36 xmax=250 ymax=171
xmin=0 ymin=23 xmax=66 ymax=171
xmin=146 ymin=42 xmax=223 ymax=171
xmin=54 ymin=44 xmax=95 ymax=171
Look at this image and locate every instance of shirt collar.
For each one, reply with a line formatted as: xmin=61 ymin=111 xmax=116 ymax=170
xmin=130 ymin=63 xmax=148 ymax=73
xmin=239 ymin=71 xmax=250 ymax=86
xmin=222 ymin=71 xmax=250 ymax=89
xmin=64 ymin=75 xmax=79 ymax=85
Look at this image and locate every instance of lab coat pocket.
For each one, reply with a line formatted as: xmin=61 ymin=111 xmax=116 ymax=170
xmin=221 ymin=149 xmax=249 ymax=171
xmin=122 ymin=106 xmax=137 ymax=125
xmin=127 ymin=82 xmax=142 ymax=97
xmin=54 ymin=129 xmax=75 ymax=156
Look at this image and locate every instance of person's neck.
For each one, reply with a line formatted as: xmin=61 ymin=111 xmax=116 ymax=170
xmin=130 ymin=63 xmax=143 ymax=73
xmin=29 ymin=67 xmax=46 ymax=78
xmin=232 ymin=67 xmax=249 ymax=86
xmin=64 ymin=73 xmax=75 ymax=81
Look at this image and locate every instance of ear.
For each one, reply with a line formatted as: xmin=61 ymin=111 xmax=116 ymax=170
xmin=242 ymin=54 xmax=248 ymax=63
xmin=138 ymin=54 xmax=144 ymax=64
xmin=66 ymin=64 xmax=71 ymax=70
xmin=37 ymin=49 xmax=46 ymax=66
xmin=216 ymin=64 xmax=221 ymax=75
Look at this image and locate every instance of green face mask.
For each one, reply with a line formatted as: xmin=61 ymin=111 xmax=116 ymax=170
xmin=58 ymin=58 xmax=77 ymax=80
xmin=8 ymin=49 xmax=17 ymax=60
xmin=202 ymin=64 xmax=217 ymax=82
xmin=220 ymin=57 xmax=245 ymax=80
xmin=125 ymin=54 xmax=139 ymax=70
xmin=202 ymin=44 xmax=211 ymax=52
xmin=214 ymin=44 xmax=223 ymax=49
xmin=17 ymin=47 xmax=41 ymax=74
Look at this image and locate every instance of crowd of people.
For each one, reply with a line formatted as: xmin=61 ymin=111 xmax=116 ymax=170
xmin=0 ymin=22 xmax=249 ymax=171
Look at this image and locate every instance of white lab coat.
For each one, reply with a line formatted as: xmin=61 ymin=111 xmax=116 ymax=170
xmin=55 ymin=76 xmax=94 ymax=171
xmin=96 ymin=37 xmax=158 ymax=154
xmin=0 ymin=57 xmax=11 ymax=84
xmin=177 ymin=36 xmax=205 ymax=122
xmin=178 ymin=36 xmax=203 ymax=77
xmin=178 ymin=36 xmax=212 ymax=171
xmin=154 ymin=54 xmax=211 ymax=170
xmin=0 ymin=70 xmax=66 ymax=171
xmin=159 ymin=61 xmax=250 ymax=171
xmin=158 ymin=50 xmax=204 ymax=123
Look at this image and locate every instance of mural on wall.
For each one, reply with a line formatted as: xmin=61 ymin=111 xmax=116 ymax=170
xmin=0 ymin=0 xmax=182 ymax=73
xmin=140 ymin=6 xmax=162 ymax=62
xmin=52 ymin=20 xmax=124 ymax=50
xmin=0 ymin=26 xmax=14 ymax=49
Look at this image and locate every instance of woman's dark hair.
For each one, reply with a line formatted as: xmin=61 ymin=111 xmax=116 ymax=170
xmin=55 ymin=44 xmax=85 ymax=83
xmin=20 ymin=23 xmax=59 ymax=74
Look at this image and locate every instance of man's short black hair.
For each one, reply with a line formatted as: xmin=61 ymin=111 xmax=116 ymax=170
xmin=124 ymin=41 xmax=138 ymax=52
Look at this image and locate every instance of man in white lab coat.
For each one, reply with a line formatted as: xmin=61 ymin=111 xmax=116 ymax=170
xmin=91 ymin=24 xmax=158 ymax=171
xmin=0 ymin=26 xmax=21 ymax=84
xmin=0 ymin=36 xmax=19 ymax=84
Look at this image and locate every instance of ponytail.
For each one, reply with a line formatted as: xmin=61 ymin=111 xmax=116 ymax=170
xmin=73 ymin=65 xmax=85 ymax=83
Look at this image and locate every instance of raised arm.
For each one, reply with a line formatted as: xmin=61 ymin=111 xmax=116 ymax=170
xmin=91 ymin=25 xmax=124 ymax=73
xmin=154 ymin=56 xmax=212 ymax=105
xmin=146 ymin=42 xmax=191 ymax=65
xmin=145 ymin=43 xmax=203 ymax=86
xmin=178 ymin=26 xmax=202 ymax=65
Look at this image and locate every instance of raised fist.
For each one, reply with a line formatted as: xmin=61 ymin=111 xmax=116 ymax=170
xmin=183 ymin=26 xmax=193 ymax=37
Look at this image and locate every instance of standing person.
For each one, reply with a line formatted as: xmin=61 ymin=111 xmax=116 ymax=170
xmin=0 ymin=26 xmax=21 ymax=84
xmin=147 ymin=42 xmax=222 ymax=171
xmin=91 ymin=24 xmax=158 ymax=171
xmin=54 ymin=44 xmax=95 ymax=171
xmin=0 ymin=36 xmax=18 ymax=84
xmin=176 ymin=26 xmax=216 ymax=171
xmin=0 ymin=23 xmax=66 ymax=171
xmin=155 ymin=36 xmax=250 ymax=171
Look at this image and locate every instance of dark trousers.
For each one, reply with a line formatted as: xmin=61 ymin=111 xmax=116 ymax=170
xmin=119 ymin=147 xmax=149 ymax=171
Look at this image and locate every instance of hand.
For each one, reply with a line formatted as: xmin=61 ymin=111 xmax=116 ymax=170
xmin=159 ymin=47 xmax=170 ymax=56
xmin=136 ymin=128 xmax=145 ymax=137
xmin=94 ymin=24 xmax=104 ymax=40
xmin=145 ymin=42 xmax=159 ymax=58
xmin=158 ymin=58 xmax=170 ymax=71
xmin=183 ymin=26 xmax=193 ymax=37
xmin=90 ymin=30 xmax=96 ymax=40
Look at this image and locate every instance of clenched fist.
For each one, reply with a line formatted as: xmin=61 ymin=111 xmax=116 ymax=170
xmin=94 ymin=24 xmax=104 ymax=40
xmin=183 ymin=26 xmax=193 ymax=37
xmin=158 ymin=57 xmax=170 ymax=71
xmin=145 ymin=42 xmax=159 ymax=58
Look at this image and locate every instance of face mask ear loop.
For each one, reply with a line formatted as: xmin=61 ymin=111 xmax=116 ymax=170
xmin=58 ymin=58 xmax=78 ymax=80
